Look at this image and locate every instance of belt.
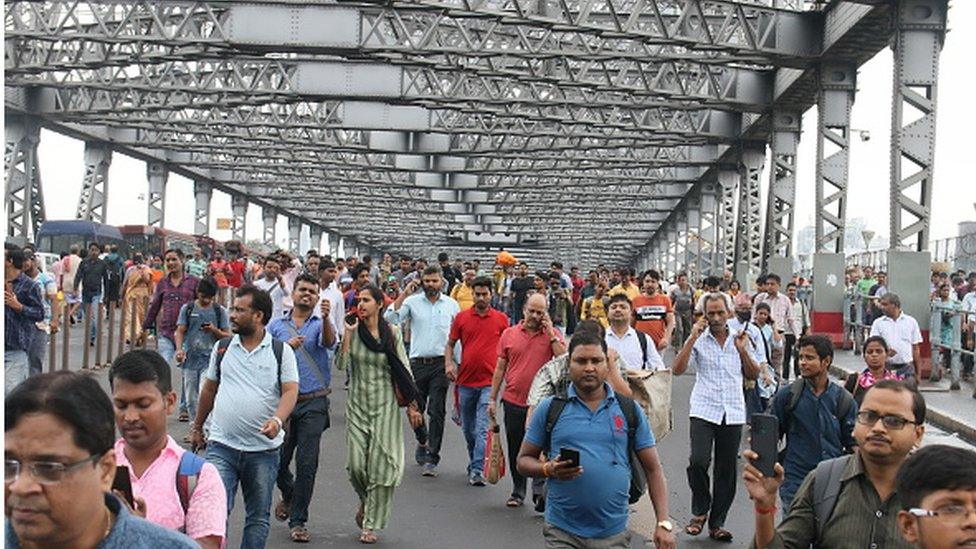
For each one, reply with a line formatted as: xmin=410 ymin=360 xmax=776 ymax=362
xmin=411 ymin=356 xmax=444 ymax=365
xmin=296 ymin=388 xmax=330 ymax=402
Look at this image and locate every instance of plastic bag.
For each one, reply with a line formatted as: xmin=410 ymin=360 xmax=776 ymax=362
xmin=484 ymin=418 xmax=506 ymax=484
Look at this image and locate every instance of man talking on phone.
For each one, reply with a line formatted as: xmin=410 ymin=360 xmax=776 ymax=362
xmin=516 ymin=332 xmax=675 ymax=549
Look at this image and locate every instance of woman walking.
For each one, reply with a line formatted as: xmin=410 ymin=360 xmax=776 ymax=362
xmin=844 ymin=335 xmax=902 ymax=404
xmin=121 ymin=253 xmax=152 ymax=345
xmin=337 ymin=285 xmax=423 ymax=544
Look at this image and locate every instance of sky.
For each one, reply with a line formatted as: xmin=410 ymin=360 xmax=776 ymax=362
xmin=32 ymin=1 xmax=976 ymax=256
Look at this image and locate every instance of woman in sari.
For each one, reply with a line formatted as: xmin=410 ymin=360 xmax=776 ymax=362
xmin=337 ymin=285 xmax=422 ymax=544
xmin=121 ymin=253 xmax=153 ymax=344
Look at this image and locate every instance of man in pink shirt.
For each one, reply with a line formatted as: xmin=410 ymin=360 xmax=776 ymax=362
xmin=109 ymin=350 xmax=227 ymax=548
xmin=489 ymin=293 xmax=566 ymax=509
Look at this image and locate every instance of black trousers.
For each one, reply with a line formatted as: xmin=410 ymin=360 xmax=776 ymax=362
xmin=503 ymin=401 xmax=544 ymax=501
xmin=782 ymin=334 xmax=797 ymax=381
xmin=687 ymin=417 xmax=742 ymax=529
xmin=276 ymin=395 xmax=329 ymax=527
xmin=411 ymin=358 xmax=449 ymax=465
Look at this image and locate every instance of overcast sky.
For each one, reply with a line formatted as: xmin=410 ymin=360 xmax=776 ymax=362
xmin=34 ymin=1 xmax=975 ymax=256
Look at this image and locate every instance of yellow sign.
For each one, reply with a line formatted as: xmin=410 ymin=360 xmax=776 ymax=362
xmin=216 ymin=218 xmax=232 ymax=230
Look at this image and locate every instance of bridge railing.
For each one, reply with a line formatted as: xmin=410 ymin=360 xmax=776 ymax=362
xmin=929 ymin=299 xmax=975 ymax=389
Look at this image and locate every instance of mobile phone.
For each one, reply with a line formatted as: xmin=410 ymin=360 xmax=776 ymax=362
xmin=200 ymin=322 xmax=212 ymax=330
xmin=750 ymin=414 xmax=779 ymax=478
xmin=345 ymin=313 xmax=358 ymax=327
xmin=112 ymin=465 xmax=135 ymax=507
xmin=559 ymin=447 xmax=581 ymax=468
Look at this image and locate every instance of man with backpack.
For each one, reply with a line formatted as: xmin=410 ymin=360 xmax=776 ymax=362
xmin=109 ymin=350 xmax=227 ymax=548
xmin=768 ymin=334 xmax=858 ymax=511
xmin=744 ymin=379 xmax=925 ymax=548
xmin=190 ymin=284 xmax=299 ymax=549
xmin=516 ymin=332 xmax=675 ymax=549
xmin=605 ymin=294 xmax=665 ymax=371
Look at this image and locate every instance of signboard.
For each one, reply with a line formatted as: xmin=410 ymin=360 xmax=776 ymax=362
xmin=216 ymin=218 xmax=232 ymax=230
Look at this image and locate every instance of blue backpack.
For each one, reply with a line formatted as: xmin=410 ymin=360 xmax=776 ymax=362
xmin=175 ymin=451 xmax=206 ymax=533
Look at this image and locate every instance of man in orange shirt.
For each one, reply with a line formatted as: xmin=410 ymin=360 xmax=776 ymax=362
xmin=633 ymin=269 xmax=675 ymax=351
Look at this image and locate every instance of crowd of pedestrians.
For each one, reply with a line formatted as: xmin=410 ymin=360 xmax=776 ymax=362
xmin=5 ymin=241 xmax=976 ymax=549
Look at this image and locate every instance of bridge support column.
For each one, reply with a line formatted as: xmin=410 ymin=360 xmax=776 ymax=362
xmin=718 ymin=169 xmax=738 ymax=274
xmin=685 ymin=198 xmax=702 ymax=282
xmin=193 ymin=181 xmax=211 ymax=235
xmin=309 ymin=226 xmax=323 ymax=255
xmin=815 ymin=63 xmax=856 ymax=253
xmin=764 ymin=110 xmax=801 ymax=269
xmin=263 ymin=208 xmax=276 ymax=247
xmin=5 ymin=117 xmax=45 ymax=241
xmin=889 ymin=0 xmax=947 ymax=251
xmin=736 ymin=147 xmax=765 ymax=281
xmin=230 ymin=194 xmax=247 ymax=242
xmin=288 ymin=217 xmax=301 ymax=254
xmin=699 ymin=182 xmax=720 ymax=277
xmin=77 ymin=142 xmax=112 ymax=223
xmin=146 ymin=162 xmax=168 ymax=228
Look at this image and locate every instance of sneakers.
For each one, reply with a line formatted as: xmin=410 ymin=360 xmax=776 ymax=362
xmin=422 ymin=463 xmax=438 ymax=477
xmin=415 ymin=444 xmax=429 ymax=466
xmin=468 ymin=473 xmax=486 ymax=487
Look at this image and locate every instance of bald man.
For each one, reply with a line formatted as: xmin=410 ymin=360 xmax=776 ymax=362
xmin=489 ymin=294 xmax=567 ymax=508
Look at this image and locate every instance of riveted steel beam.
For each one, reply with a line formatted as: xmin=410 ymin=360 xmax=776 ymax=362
xmin=146 ymin=161 xmax=168 ymax=228
xmin=76 ymin=141 xmax=112 ymax=223
xmin=4 ymin=116 xmax=45 ymax=241
xmin=814 ymin=63 xmax=855 ymax=253
xmin=763 ymin=109 xmax=800 ymax=266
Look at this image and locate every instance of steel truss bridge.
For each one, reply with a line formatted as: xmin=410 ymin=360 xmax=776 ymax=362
xmin=4 ymin=0 xmax=949 ymax=274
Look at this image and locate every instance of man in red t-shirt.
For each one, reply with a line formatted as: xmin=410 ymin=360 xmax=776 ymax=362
xmin=445 ymin=277 xmax=509 ymax=486
xmin=489 ymin=293 xmax=566 ymax=508
xmin=633 ymin=269 xmax=675 ymax=351
xmin=226 ymin=253 xmax=247 ymax=289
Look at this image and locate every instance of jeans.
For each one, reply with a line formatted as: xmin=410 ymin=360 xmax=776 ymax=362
xmin=277 ymin=396 xmax=329 ymax=527
xmin=207 ymin=441 xmax=280 ymax=549
xmin=411 ymin=359 xmax=449 ymax=465
xmin=543 ymin=522 xmax=631 ymax=549
xmin=155 ymin=337 xmax=181 ymax=412
xmin=458 ymin=385 xmax=491 ymax=476
xmin=5 ymin=350 xmax=29 ymax=396
xmin=687 ymin=417 xmax=742 ymax=530
xmin=673 ymin=310 xmax=693 ymax=348
xmin=27 ymin=327 xmax=47 ymax=377
xmin=182 ymin=368 xmax=205 ymax=422
xmin=81 ymin=292 xmax=102 ymax=340
xmin=503 ymin=401 xmax=544 ymax=501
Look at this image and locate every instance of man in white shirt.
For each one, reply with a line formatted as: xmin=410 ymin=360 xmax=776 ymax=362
xmin=253 ymin=255 xmax=289 ymax=320
xmin=673 ymin=293 xmax=762 ymax=543
xmin=870 ymin=293 xmax=923 ymax=386
xmin=313 ymin=258 xmax=345 ymax=335
xmin=604 ymin=294 xmax=664 ymax=371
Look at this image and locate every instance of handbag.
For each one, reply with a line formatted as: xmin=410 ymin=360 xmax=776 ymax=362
xmin=625 ymin=369 xmax=674 ymax=441
xmin=484 ymin=417 xmax=506 ymax=484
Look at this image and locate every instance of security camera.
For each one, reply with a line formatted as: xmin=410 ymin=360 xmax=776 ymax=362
xmin=858 ymin=130 xmax=871 ymax=142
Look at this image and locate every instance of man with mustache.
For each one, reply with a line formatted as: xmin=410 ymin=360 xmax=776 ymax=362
xmin=744 ymin=379 xmax=926 ymax=548
xmin=110 ymin=350 xmax=226 ymax=547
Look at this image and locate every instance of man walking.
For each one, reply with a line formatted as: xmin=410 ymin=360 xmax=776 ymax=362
xmin=191 ymin=285 xmax=299 ymax=549
xmin=23 ymin=250 xmax=59 ymax=377
xmin=490 ymin=293 xmax=566 ymax=509
xmin=75 ymin=242 xmax=111 ymax=346
xmin=385 ymin=265 xmax=460 ymax=476
xmin=5 ymin=243 xmax=43 ymax=393
xmin=445 ymin=276 xmax=510 ymax=486
xmin=268 ymin=274 xmax=336 ymax=542
xmin=144 ymin=248 xmax=199 ymax=422
xmin=870 ymin=293 xmax=923 ymax=385
xmin=633 ymin=269 xmax=675 ymax=351
xmin=783 ymin=281 xmax=810 ymax=381
xmin=673 ymin=293 xmax=762 ymax=543
xmin=517 ymin=331 xmax=675 ymax=549
xmin=753 ymin=274 xmax=798 ymax=378
xmin=509 ymin=262 xmax=534 ymax=324
xmin=668 ymin=272 xmax=695 ymax=347
xmin=606 ymin=294 xmax=664 ymax=371
xmin=254 ymin=255 xmax=289 ymax=321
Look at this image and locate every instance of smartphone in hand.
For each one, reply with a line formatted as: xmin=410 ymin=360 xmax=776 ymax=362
xmin=750 ymin=414 xmax=779 ymax=477
xmin=112 ymin=465 xmax=135 ymax=507
xmin=559 ymin=447 xmax=581 ymax=468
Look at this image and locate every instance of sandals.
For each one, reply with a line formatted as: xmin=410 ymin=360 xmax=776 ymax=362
xmin=684 ymin=515 xmax=707 ymax=536
xmin=290 ymin=526 xmax=310 ymax=543
xmin=709 ymin=527 xmax=734 ymax=543
xmin=359 ymin=530 xmax=378 ymax=544
xmin=505 ymin=496 xmax=523 ymax=508
xmin=275 ymin=500 xmax=290 ymax=522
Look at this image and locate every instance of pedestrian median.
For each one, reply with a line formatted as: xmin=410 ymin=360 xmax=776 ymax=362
xmin=830 ymin=350 xmax=976 ymax=445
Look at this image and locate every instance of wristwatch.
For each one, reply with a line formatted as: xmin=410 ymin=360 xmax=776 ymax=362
xmin=656 ymin=520 xmax=674 ymax=532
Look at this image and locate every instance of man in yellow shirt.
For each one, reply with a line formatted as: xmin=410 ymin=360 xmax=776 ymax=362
xmin=581 ymin=281 xmax=610 ymax=327
xmin=608 ymin=267 xmax=640 ymax=301
xmin=450 ymin=267 xmax=477 ymax=311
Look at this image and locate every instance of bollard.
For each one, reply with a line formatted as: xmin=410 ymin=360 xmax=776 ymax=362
xmin=61 ymin=304 xmax=70 ymax=371
xmin=106 ymin=303 xmax=116 ymax=364
xmin=82 ymin=303 xmax=92 ymax=370
xmin=95 ymin=303 xmax=104 ymax=368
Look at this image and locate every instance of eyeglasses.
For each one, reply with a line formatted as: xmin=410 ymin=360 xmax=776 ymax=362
xmin=5 ymin=454 xmax=102 ymax=485
xmin=856 ymin=410 xmax=917 ymax=430
xmin=909 ymin=505 xmax=976 ymax=523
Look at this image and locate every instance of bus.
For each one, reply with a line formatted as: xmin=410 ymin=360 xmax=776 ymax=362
xmin=118 ymin=225 xmax=209 ymax=259
xmin=36 ymin=220 xmax=127 ymax=256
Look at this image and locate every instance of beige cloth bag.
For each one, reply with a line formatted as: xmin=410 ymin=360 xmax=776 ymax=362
xmin=484 ymin=418 xmax=506 ymax=484
xmin=626 ymin=369 xmax=673 ymax=442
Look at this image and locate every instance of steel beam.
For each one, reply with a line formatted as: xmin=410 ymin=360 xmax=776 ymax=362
xmin=763 ymin=110 xmax=801 ymax=267
xmin=76 ymin=141 xmax=112 ymax=223
xmin=718 ymin=169 xmax=739 ymax=274
xmin=685 ymin=195 xmax=703 ymax=282
xmin=288 ymin=217 xmax=301 ymax=254
xmin=146 ymin=162 xmax=168 ymax=228
xmin=309 ymin=226 xmax=323 ymax=255
xmin=814 ymin=63 xmax=856 ymax=253
xmin=699 ymin=182 xmax=721 ymax=276
xmin=4 ymin=117 xmax=45 ymax=241
xmin=736 ymin=146 xmax=765 ymax=276
xmin=889 ymin=0 xmax=947 ymax=251
xmin=263 ymin=208 xmax=277 ymax=248
xmin=193 ymin=180 xmax=211 ymax=235
xmin=230 ymin=194 xmax=247 ymax=242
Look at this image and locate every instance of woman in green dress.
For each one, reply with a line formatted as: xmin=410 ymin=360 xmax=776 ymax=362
xmin=337 ymin=285 xmax=423 ymax=544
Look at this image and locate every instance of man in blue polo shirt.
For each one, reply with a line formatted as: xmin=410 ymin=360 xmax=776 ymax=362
xmin=267 ymin=274 xmax=337 ymax=543
xmin=517 ymin=332 xmax=676 ymax=549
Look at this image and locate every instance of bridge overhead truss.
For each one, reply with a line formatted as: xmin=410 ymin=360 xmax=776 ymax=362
xmin=3 ymin=0 xmax=947 ymax=266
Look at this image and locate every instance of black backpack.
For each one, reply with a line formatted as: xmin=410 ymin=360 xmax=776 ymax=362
xmin=543 ymin=395 xmax=647 ymax=504
xmin=778 ymin=378 xmax=855 ymax=437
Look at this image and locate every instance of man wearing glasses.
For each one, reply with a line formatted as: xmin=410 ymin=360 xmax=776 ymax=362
xmin=895 ymin=444 xmax=976 ymax=548
xmin=743 ymin=379 xmax=925 ymax=548
xmin=5 ymin=371 xmax=196 ymax=547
